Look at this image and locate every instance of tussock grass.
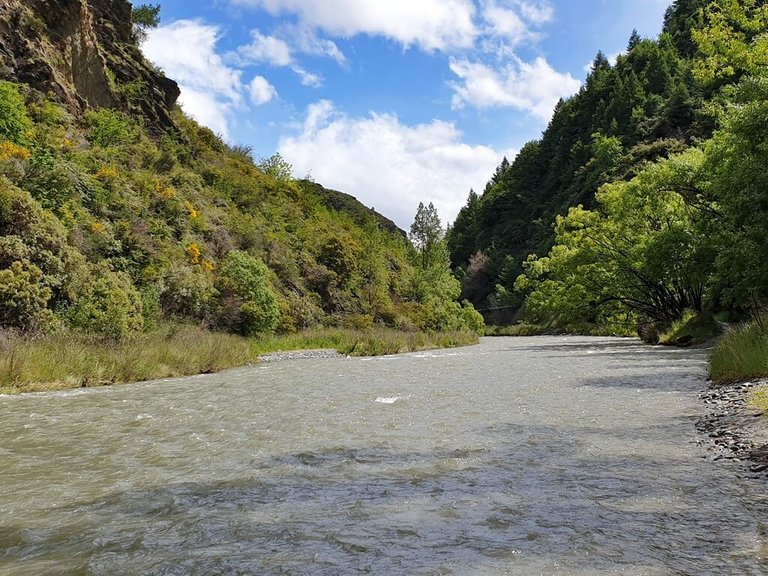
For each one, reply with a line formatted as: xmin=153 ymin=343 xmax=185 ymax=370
xmin=709 ymin=322 xmax=768 ymax=384
xmin=484 ymin=323 xmax=550 ymax=337
xmin=658 ymin=310 xmax=722 ymax=346
xmin=0 ymin=325 xmax=256 ymax=393
xmin=0 ymin=325 xmax=479 ymax=394
xmin=250 ymin=327 xmax=478 ymax=357
xmin=749 ymin=385 xmax=768 ymax=412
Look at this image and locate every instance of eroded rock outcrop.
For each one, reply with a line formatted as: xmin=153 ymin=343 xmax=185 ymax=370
xmin=0 ymin=0 xmax=178 ymax=133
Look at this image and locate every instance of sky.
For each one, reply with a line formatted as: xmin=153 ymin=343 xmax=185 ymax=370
xmin=141 ymin=0 xmax=672 ymax=229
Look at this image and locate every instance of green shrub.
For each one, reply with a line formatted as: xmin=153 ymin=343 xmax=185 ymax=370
xmin=160 ymin=265 xmax=217 ymax=319
xmin=83 ymin=108 xmax=133 ymax=147
xmin=0 ymin=81 xmax=32 ymax=144
xmin=279 ymin=290 xmax=325 ymax=331
xmin=0 ymin=260 xmax=54 ymax=332
xmin=66 ymin=263 xmax=144 ymax=339
xmin=218 ymin=251 xmax=281 ymax=335
xmin=461 ymin=301 xmax=485 ymax=334
xmin=0 ymin=180 xmax=73 ymax=296
xmin=414 ymin=298 xmax=464 ymax=332
xmin=23 ymin=148 xmax=76 ymax=210
xmin=238 ymin=299 xmax=280 ymax=337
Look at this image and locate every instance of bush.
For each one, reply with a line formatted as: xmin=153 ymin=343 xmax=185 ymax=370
xmin=0 ymin=180 xmax=73 ymax=295
xmin=84 ymin=108 xmax=134 ymax=147
xmin=66 ymin=263 xmax=144 ymax=339
xmin=22 ymin=148 xmax=76 ymax=210
xmin=0 ymin=81 xmax=32 ymax=144
xmin=461 ymin=301 xmax=485 ymax=334
xmin=0 ymin=260 xmax=54 ymax=332
xmin=217 ymin=251 xmax=280 ymax=335
xmin=160 ymin=265 xmax=217 ymax=319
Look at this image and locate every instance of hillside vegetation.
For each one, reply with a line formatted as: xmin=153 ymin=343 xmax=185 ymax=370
xmin=0 ymin=1 xmax=483 ymax=391
xmin=450 ymin=0 xmax=768 ymax=380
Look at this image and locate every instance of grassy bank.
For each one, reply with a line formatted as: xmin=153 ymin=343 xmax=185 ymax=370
xmin=483 ymin=323 xmax=550 ymax=337
xmin=0 ymin=325 xmax=479 ymax=394
xmin=709 ymin=322 xmax=768 ymax=384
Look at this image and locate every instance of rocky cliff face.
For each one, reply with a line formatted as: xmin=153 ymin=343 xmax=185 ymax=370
xmin=0 ymin=0 xmax=178 ymax=132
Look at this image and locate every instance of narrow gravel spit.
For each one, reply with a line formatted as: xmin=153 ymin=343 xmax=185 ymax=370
xmin=697 ymin=380 xmax=768 ymax=476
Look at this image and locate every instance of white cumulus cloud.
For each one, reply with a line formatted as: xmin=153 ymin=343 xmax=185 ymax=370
xmin=449 ymin=56 xmax=581 ymax=120
xmin=249 ymin=76 xmax=278 ymax=105
xmin=480 ymin=0 xmax=553 ymax=45
xmin=143 ymin=20 xmax=245 ymax=139
xmin=236 ymin=30 xmax=293 ymax=66
xmin=279 ymin=101 xmax=515 ymax=229
xmin=229 ymin=0 xmax=479 ymax=51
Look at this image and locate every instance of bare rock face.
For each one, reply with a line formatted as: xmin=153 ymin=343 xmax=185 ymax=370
xmin=0 ymin=0 xmax=179 ymax=133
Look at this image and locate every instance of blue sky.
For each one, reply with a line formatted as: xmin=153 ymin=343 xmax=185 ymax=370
xmin=142 ymin=0 xmax=672 ymax=228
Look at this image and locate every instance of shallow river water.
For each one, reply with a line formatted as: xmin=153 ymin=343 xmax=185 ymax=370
xmin=1 ymin=336 xmax=767 ymax=575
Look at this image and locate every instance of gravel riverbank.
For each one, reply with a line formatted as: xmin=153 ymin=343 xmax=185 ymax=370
xmin=258 ymin=349 xmax=346 ymax=362
xmin=697 ymin=380 xmax=768 ymax=476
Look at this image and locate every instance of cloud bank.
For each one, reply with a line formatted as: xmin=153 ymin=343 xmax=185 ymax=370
xmin=280 ymin=101 xmax=515 ymax=228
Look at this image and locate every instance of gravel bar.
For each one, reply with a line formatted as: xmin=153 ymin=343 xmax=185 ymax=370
xmin=697 ymin=380 xmax=768 ymax=476
xmin=258 ymin=349 xmax=346 ymax=362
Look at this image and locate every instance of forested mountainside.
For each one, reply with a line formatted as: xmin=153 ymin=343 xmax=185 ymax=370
xmin=0 ymin=0 xmax=482 ymax=342
xmin=449 ymin=0 xmax=768 ymax=339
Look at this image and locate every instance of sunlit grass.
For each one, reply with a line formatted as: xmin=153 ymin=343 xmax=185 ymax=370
xmin=483 ymin=323 xmax=550 ymax=337
xmin=709 ymin=322 xmax=768 ymax=384
xmin=0 ymin=324 xmax=479 ymax=394
xmin=249 ymin=327 xmax=478 ymax=357
xmin=658 ymin=310 xmax=722 ymax=346
xmin=749 ymin=385 xmax=768 ymax=413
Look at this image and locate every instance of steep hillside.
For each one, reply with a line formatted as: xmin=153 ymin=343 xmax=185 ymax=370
xmin=297 ymin=180 xmax=405 ymax=238
xmin=458 ymin=0 xmax=768 ymax=342
xmin=0 ymin=0 xmax=482 ymax=343
xmin=0 ymin=0 xmax=178 ymax=132
xmin=448 ymin=0 xmax=712 ymax=318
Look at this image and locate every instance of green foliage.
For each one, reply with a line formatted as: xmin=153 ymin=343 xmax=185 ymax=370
xmin=22 ymin=148 xmax=76 ymax=210
xmin=0 ymin=180 xmax=73 ymax=302
xmin=0 ymin=81 xmax=32 ymax=144
xmin=410 ymin=201 xmax=443 ymax=269
xmin=160 ymin=265 xmax=217 ymax=319
xmin=218 ymin=251 xmax=281 ymax=335
xmin=658 ymin=310 xmax=721 ymax=345
xmin=257 ymin=152 xmax=294 ymax=181
xmin=516 ymin=149 xmax=712 ymax=330
xmin=702 ymin=77 xmax=768 ymax=309
xmin=447 ymin=189 xmax=480 ymax=269
xmin=450 ymin=18 xmax=706 ymax=312
xmin=692 ymin=0 xmax=768 ymax=86
xmin=0 ymin=78 xmax=475 ymax=369
xmin=710 ymin=322 xmax=768 ymax=384
xmin=0 ymin=260 xmax=54 ymax=332
xmin=131 ymin=4 xmax=161 ymax=42
xmin=66 ymin=263 xmax=145 ymax=339
xmin=84 ymin=108 xmax=134 ymax=147
xmin=460 ymin=301 xmax=485 ymax=334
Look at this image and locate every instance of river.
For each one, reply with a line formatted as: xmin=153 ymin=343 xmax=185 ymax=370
xmin=1 ymin=336 xmax=766 ymax=575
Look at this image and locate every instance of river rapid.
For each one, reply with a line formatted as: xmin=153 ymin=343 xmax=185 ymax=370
xmin=1 ymin=336 xmax=767 ymax=575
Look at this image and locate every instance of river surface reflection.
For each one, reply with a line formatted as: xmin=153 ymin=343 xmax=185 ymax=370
xmin=1 ymin=336 xmax=766 ymax=575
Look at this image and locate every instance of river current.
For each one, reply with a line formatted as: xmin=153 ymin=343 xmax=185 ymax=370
xmin=1 ymin=336 xmax=767 ymax=575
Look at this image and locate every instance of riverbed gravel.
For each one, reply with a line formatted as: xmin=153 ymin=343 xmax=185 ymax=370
xmin=697 ymin=380 xmax=768 ymax=476
xmin=258 ymin=349 xmax=346 ymax=362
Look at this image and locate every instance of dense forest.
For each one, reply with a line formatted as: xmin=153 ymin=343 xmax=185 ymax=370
xmin=448 ymin=0 xmax=768 ymax=354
